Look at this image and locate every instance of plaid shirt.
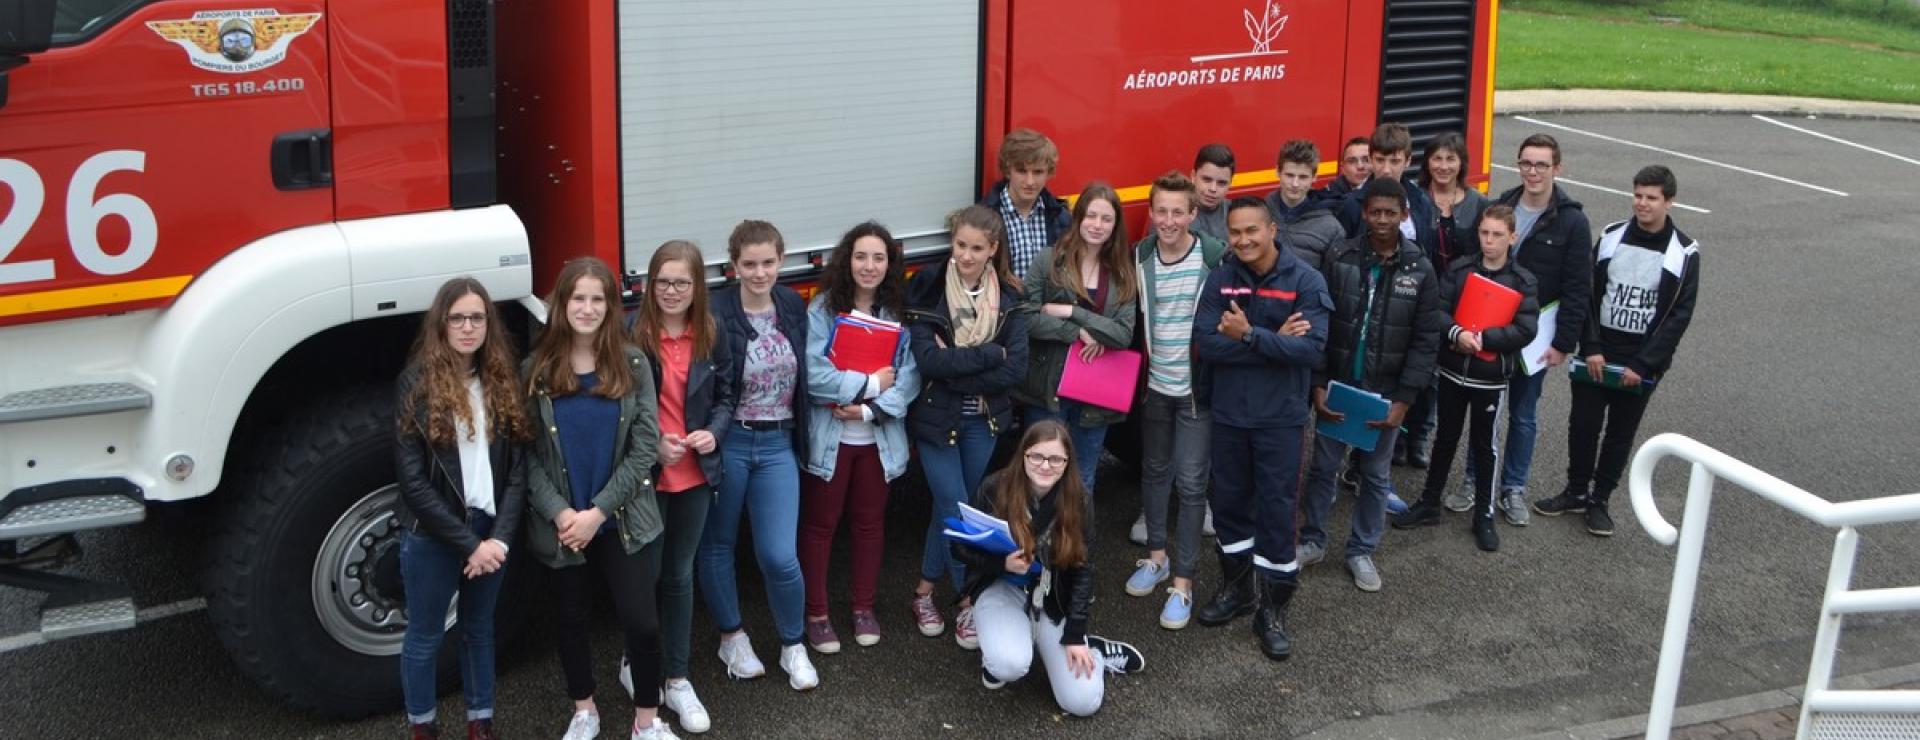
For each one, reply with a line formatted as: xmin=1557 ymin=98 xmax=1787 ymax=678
xmin=999 ymin=188 xmax=1052 ymax=282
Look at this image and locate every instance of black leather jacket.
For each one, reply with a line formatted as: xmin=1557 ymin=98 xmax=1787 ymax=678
xmin=393 ymin=367 xmax=527 ymax=554
xmin=952 ymin=472 xmax=1094 ymax=645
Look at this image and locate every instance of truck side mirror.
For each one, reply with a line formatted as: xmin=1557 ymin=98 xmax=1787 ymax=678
xmin=0 ymin=0 xmax=57 ymax=110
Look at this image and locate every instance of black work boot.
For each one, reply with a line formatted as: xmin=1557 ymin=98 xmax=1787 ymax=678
xmin=1196 ymin=550 xmax=1257 ymax=627
xmin=1253 ymin=577 xmax=1298 ymax=661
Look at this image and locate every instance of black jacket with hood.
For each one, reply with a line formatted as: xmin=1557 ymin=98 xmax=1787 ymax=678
xmin=1488 ymin=184 xmax=1594 ymax=354
xmin=1316 ymin=235 xmax=1446 ymax=404
xmin=1435 ymin=256 xmax=1541 ymax=386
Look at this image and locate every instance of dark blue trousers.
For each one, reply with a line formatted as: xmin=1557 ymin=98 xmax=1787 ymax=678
xmin=1208 ymin=423 xmax=1304 ymax=584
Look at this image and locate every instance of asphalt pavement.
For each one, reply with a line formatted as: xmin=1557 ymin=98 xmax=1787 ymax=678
xmin=3 ymin=112 xmax=1918 ymax=739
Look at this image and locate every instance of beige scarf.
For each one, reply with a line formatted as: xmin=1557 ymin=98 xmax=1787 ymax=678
xmin=943 ymin=262 xmax=1002 ymax=348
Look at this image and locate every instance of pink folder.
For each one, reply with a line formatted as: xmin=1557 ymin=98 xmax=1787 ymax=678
xmin=1056 ymin=341 xmax=1142 ymax=413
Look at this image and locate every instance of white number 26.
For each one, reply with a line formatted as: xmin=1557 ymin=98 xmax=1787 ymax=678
xmin=0 ymin=150 xmax=157 ymax=286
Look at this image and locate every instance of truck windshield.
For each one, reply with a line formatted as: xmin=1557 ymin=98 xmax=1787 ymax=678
xmin=53 ymin=0 xmax=151 ymax=45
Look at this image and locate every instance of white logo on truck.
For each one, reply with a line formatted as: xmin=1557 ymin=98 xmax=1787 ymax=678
xmin=1122 ymin=0 xmax=1289 ymax=91
xmin=147 ymin=9 xmax=321 ymax=75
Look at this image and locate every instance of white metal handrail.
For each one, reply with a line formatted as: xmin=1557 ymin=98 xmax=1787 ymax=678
xmin=1627 ymin=433 xmax=1920 ymax=740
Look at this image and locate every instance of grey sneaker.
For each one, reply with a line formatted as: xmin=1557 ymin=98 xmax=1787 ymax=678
xmin=1346 ymin=555 xmax=1382 ymax=592
xmin=1295 ymin=540 xmax=1326 ymax=567
xmin=1442 ymin=479 xmax=1474 ymax=512
xmin=1499 ymin=490 xmax=1530 ymax=526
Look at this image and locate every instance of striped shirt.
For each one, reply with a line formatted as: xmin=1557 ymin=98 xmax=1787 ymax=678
xmin=1147 ymin=241 xmax=1207 ymax=396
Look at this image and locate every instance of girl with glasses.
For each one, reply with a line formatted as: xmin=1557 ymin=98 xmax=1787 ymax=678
xmin=394 ymin=277 xmax=531 ymax=740
xmin=628 ymin=241 xmax=733 ymax=733
xmin=950 ymin=419 xmax=1143 ymax=716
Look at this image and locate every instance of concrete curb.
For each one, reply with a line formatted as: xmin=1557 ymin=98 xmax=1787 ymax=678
xmin=1504 ymin=662 xmax=1920 ymax=740
xmin=1496 ymin=89 xmax=1920 ymax=122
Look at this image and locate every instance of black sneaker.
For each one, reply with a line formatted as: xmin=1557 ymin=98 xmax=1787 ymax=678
xmin=1085 ymin=635 xmax=1145 ymax=674
xmin=1585 ymin=505 xmax=1615 ymax=537
xmin=1532 ymin=491 xmax=1588 ymax=517
xmin=1472 ymin=516 xmax=1500 ymax=552
xmin=1389 ymin=500 xmax=1444 ymax=529
xmin=981 ymin=666 xmax=1005 ymax=690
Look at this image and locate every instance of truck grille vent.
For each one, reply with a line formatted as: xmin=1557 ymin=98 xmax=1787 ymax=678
xmin=449 ymin=0 xmax=491 ymax=69
xmin=1378 ymin=0 xmax=1476 ymax=163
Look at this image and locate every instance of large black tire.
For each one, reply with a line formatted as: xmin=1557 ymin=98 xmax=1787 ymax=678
xmin=204 ymin=385 xmax=534 ymax=717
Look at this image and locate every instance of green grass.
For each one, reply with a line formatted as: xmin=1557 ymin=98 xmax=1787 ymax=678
xmin=1496 ymin=6 xmax=1920 ymax=104
xmin=1504 ymin=0 xmax=1920 ymax=53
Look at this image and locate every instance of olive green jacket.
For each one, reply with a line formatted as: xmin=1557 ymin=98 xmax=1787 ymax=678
xmin=1014 ymin=247 xmax=1138 ymax=426
xmin=522 ymin=346 xmax=662 ymax=568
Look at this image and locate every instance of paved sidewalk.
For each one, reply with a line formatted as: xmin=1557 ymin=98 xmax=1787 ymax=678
xmin=1496 ymin=89 xmax=1920 ymax=121
xmin=1629 ymin=706 xmax=1800 ymax=740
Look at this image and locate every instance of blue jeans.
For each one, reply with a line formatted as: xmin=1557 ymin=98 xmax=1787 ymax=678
xmin=1302 ymin=425 xmax=1402 ymax=558
xmin=1023 ymin=401 xmax=1108 ymax=495
xmin=700 ymin=427 xmax=806 ymax=646
xmin=917 ymin=414 xmax=998 ymax=592
xmin=1466 ymin=367 xmax=1543 ymax=493
xmin=399 ymin=514 xmax=504 ymax=724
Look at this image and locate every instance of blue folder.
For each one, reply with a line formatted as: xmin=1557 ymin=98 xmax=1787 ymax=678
xmin=942 ymin=517 xmax=1043 ymax=583
xmin=1317 ymin=381 xmax=1391 ymax=452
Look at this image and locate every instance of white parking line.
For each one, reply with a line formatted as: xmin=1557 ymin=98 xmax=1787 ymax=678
xmin=1512 ymin=115 xmax=1850 ymax=197
xmin=1491 ymin=165 xmax=1712 ymax=214
xmin=0 ymin=597 xmax=207 ymax=655
xmin=1751 ymin=114 xmax=1920 ymax=167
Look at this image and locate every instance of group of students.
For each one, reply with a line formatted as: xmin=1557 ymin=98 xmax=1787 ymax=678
xmin=387 ymin=123 xmax=1701 ymax=738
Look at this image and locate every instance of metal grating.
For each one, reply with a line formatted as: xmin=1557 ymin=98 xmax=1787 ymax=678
xmin=448 ymin=0 xmax=491 ymax=69
xmin=1808 ymin=712 xmax=1920 ymax=740
xmin=1377 ymin=0 xmax=1477 ymax=167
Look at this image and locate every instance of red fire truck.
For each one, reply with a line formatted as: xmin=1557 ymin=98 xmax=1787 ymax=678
xmin=0 ymin=0 xmax=1495 ymax=715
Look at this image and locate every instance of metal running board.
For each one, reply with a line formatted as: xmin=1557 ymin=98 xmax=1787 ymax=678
xmin=0 ymin=382 xmax=152 ymax=423
xmin=0 ymin=479 xmax=146 ymax=540
xmin=40 ymin=589 xmax=137 ymax=640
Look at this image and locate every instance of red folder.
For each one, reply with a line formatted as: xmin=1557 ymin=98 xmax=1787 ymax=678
xmin=1453 ymin=273 xmax=1522 ymax=361
xmin=826 ymin=313 xmax=903 ymax=374
xmin=1056 ymin=341 xmax=1142 ymax=413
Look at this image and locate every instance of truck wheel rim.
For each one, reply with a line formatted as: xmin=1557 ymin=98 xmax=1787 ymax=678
xmin=312 ymin=485 xmax=455 ymax=656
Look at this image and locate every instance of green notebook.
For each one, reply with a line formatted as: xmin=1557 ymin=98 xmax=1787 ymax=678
xmin=1568 ymin=362 xmax=1649 ymax=395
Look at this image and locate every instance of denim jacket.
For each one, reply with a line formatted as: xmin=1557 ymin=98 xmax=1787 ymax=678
xmin=802 ymin=295 xmax=921 ymax=481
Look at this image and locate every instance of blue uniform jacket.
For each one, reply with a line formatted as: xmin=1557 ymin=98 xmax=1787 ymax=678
xmin=1193 ymin=247 xmax=1332 ymax=429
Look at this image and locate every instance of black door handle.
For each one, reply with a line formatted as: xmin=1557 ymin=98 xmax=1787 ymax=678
xmin=270 ymin=128 xmax=332 ymax=191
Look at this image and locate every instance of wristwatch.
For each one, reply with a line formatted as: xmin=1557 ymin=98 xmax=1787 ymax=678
xmin=1241 ymin=331 xmax=1256 ymax=346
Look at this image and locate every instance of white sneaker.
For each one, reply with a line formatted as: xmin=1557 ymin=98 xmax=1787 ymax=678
xmin=1203 ymin=505 xmax=1216 ymax=538
xmin=716 ymin=632 xmax=765 ymax=680
xmin=662 ymin=679 xmax=711 ymax=734
xmin=563 ymin=709 xmax=600 ymax=740
xmin=631 ymin=716 xmax=679 ymax=740
xmin=618 ymin=655 xmax=635 ymax=699
xmin=1128 ymin=512 xmax=1147 ymax=546
xmin=779 ymin=643 xmax=819 ymax=691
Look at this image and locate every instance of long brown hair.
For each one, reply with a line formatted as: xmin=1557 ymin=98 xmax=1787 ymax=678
xmin=527 ymin=257 xmax=633 ymax=399
xmin=821 ymin=221 xmax=906 ymax=318
xmin=991 ymin=419 xmax=1089 ymax=569
xmin=1048 ymin=182 xmax=1137 ymax=305
xmin=632 ymin=240 xmax=717 ymax=361
xmin=402 ymin=278 xmax=533 ymax=448
xmin=948 ymin=204 xmax=1020 ymax=292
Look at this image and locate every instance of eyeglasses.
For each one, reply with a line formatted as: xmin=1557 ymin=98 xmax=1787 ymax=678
xmin=445 ymin=313 xmax=488 ymax=328
xmin=1515 ymin=160 xmax=1555 ymax=173
xmin=653 ymin=278 xmax=696 ymax=294
xmin=1024 ymin=452 xmax=1070 ymax=469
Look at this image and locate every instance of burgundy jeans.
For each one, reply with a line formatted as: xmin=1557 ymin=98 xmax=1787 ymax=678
xmin=799 ymin=443 xmax=889 ymax=617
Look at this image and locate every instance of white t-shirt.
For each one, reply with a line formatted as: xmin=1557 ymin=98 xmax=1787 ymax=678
xmin=457 ymin=376 xmax=496 ymax=516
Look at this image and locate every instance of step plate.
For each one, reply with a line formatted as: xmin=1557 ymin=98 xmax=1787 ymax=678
xmin=40 ymin=596 xmax=138 ymax=641
xmin=0 ymin=382 xmax=153 ymax=423
xmin=0 ymin=494 xmax=146 ymax=540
